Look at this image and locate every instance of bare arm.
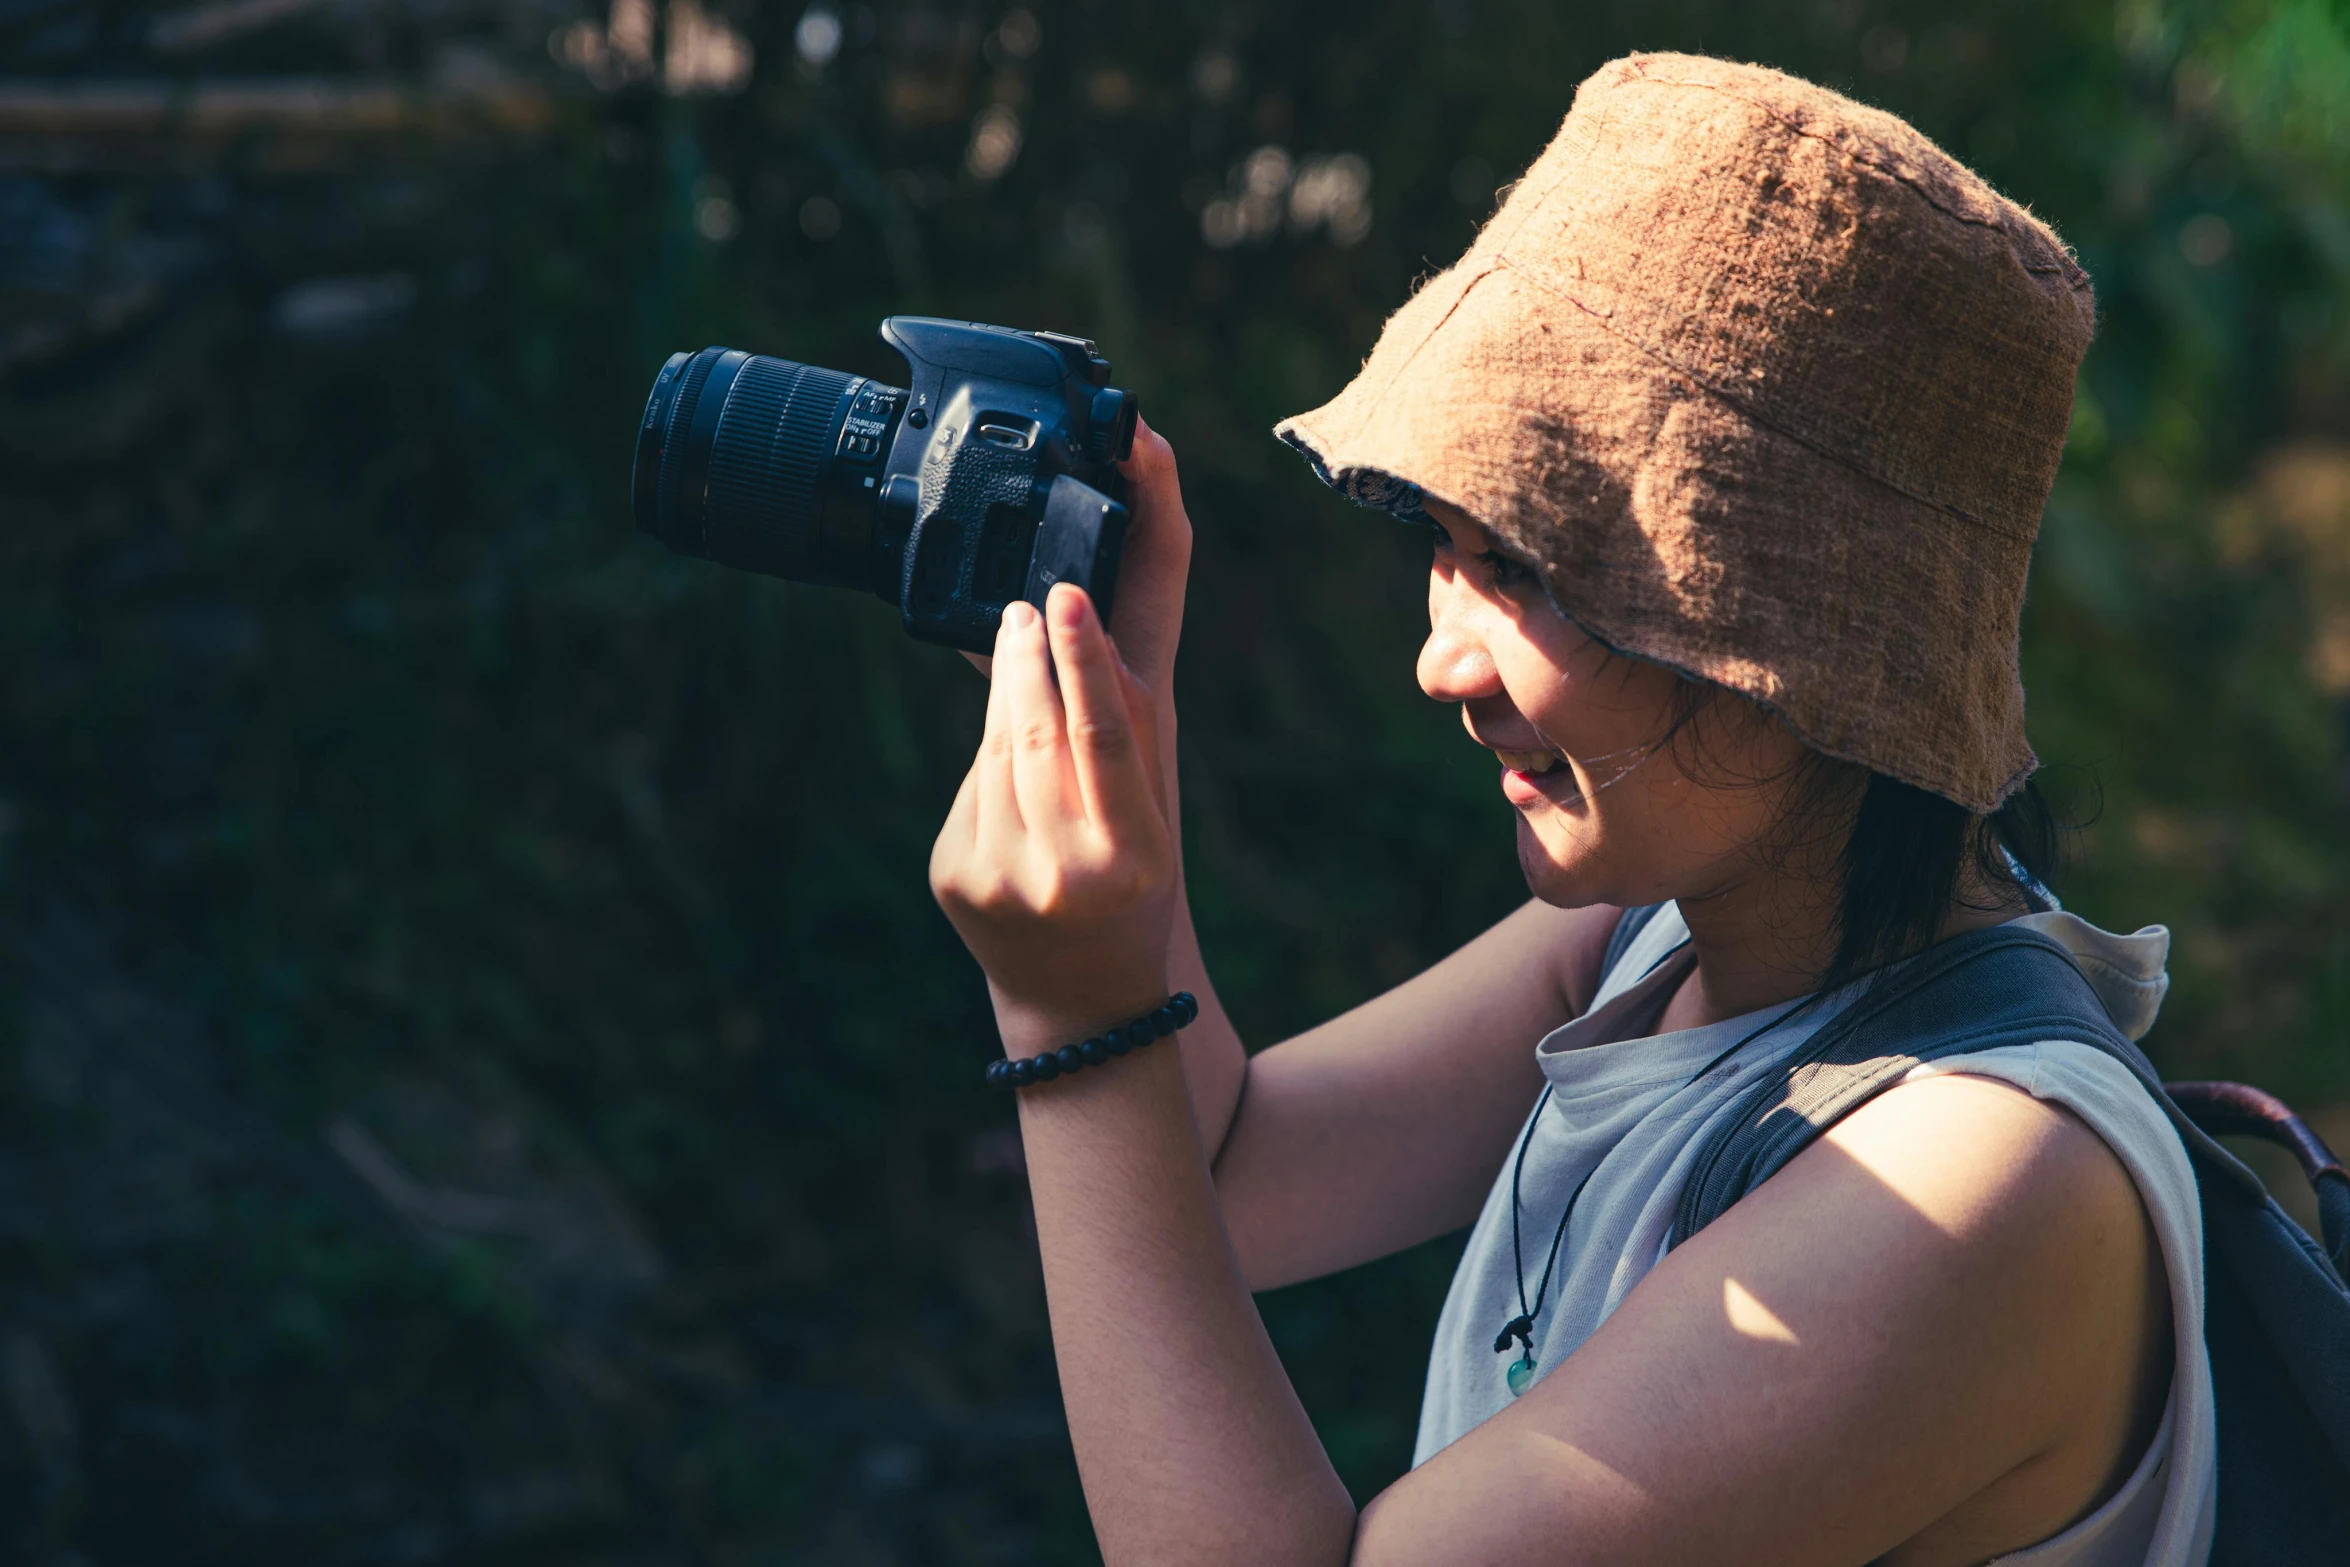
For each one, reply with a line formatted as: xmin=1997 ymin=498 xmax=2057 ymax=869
xmin=1195 ymin=896 xmax=1616 ymax=1289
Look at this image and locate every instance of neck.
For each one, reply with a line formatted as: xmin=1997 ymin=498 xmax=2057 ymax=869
xmin=1664 ymin=871 xmax=1838 ymax=1029
xmin=1660 ymin=860 xmax=2029 ymax=1031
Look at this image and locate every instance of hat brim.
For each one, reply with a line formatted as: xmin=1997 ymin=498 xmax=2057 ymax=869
xmin=1277 ymin=257 xmax=2036 ymax=813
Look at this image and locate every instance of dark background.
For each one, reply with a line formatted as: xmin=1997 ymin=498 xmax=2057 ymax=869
xmin=4 ymin=0 xmax=2347 ymax=1561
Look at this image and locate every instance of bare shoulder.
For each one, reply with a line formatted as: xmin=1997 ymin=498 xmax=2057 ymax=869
xmin=1819 ymin=1071 xmax=2150 ymax=1249
xmin=1799 ymin=1069 xmax=2166 ymax=1404
xmin=1717 ymin=1069 xmax=2166 ymax=1437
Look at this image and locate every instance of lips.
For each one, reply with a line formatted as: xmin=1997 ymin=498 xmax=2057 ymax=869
xmin=1488 ymin=741 xmax=1585 ymax=811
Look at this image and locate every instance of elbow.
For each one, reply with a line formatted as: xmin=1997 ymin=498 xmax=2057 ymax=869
xmin=1203 ymin=1053 xmax=1252 ymax=1174
xmin=1282 ymin=1485 xmax=1360 ymax=1567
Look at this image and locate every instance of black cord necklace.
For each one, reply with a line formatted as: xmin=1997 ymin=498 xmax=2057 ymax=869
xmin=1493 ymin=952 xmax=1814 ymax=1398
xmin=1492 ymin=1082 xmax=1593 ymax=1396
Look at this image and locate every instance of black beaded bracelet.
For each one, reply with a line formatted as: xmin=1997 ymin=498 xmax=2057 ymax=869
xmin=985 ymin=993 xmax=1199 ymax=1091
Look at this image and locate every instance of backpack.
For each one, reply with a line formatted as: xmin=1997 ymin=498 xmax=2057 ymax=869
xmin=1600 ymin=905 xmax=2350 ymax=1566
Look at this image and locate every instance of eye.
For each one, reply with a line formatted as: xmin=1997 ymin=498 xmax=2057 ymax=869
xmin=1479 ymin=550 xmax=1537 ymax=591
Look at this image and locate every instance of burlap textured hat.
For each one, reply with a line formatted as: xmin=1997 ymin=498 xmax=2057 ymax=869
xmin=1276 ymin=54 xmax=2094 ymax=811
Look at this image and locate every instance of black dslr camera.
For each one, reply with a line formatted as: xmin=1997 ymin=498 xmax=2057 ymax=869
xmin=631 ymin=317 xmax=1139 ymax=652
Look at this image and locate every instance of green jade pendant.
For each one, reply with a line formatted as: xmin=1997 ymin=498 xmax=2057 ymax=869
xmin=1495 ymin=1312 xmax=1541 ymax=1397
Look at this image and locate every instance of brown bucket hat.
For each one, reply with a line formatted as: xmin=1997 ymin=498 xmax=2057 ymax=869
xmin=1276 ymin=53 xmax=2094 ymax=812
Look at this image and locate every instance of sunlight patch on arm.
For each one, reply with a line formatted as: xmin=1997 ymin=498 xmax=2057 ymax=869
xmin=1724 ymin=1278 xmax=1799 ymax=1344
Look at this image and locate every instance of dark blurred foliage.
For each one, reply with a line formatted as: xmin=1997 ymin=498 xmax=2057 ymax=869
xmin=2 ymin=0 xmax=2346 ymax=1560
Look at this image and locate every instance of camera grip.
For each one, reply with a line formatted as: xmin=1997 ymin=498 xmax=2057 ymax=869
xmin=1024 ymin=476 xmax=1130 ymax=629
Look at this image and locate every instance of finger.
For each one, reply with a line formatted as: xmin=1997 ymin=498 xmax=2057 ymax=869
xmin=995 ymin=599 xmax=1080 ymax=835
xmin=974 ymin=606 xmax=1027 ymax=836
xmin=1047 ymin=583 xmax=1161 ymax=839
xmin=1118 ymin=657 xmax=1170 ymax=819
xmin=1114 ymin=411 xmax=1178 ymax=492
xmin=1105 ymin=416 xmax=1193 ymax=691
xmin=960 ymin=651 xmax=992 ymax=678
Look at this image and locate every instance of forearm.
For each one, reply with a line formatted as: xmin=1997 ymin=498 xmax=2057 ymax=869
xmin=1152 ymin=705 xmax=1250 ymax=1160
xmin=1008 ymin=1032 xmax=1356 ymax=1566
xmin=931 ymin=437 xmax=1353 ymax=1560
xmin=1205 ymin=900 xmax=1616 ymax=1289
xmin=1167 ymin=885 xmax=1250 ymax=1159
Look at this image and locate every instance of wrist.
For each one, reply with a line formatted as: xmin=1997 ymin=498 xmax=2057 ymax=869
xmin=985 ymin=992 xmax=1197 ymax=1092
xmin=988 ymin=975 xmax=1173 ymax=1058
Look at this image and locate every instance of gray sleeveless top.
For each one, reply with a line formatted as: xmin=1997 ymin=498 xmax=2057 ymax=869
xmin=1412 ymin=903 xmax=2214 ymax=1566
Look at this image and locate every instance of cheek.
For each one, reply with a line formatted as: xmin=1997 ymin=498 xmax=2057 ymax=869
xmin=1499 ymin=704 xmax=1715 ymax=895
xmin=1509 ymin=771 xmax=1698 ymax=909
xmin=1479 ymin=622 xmax=1567 ymax=713
xmin=1496 ymin=634 xmax=1684 ymax=761
xmin=1490 ymin=648 xmax=1624 ymax=755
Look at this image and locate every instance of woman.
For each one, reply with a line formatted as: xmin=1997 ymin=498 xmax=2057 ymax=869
xmin=928 ymin=56 xmax=2210 ymax=1566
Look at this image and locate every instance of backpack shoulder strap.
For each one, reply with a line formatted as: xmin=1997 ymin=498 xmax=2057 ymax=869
xmin=1671 ymin=925 xmax=2162 ymax=1246
xmin=1668 ymin=921 xmax=2345 ymax=1286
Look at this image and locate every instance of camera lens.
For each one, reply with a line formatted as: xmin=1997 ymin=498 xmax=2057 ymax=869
xmin=631 ymin=346 xmax=902 ymax=590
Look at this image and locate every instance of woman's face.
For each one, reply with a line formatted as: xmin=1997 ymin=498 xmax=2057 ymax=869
xmin=1417 ymin=499 xmax=1816 ymax=911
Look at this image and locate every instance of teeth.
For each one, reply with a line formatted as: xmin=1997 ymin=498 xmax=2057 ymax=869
xmin=1495 ymin=748 xmax=1562 ymax=774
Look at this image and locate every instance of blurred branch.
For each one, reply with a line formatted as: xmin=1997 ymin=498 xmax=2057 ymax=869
xmin=147 ymin=0 xmax=328 ymax=54
xmin=0 ymin=73 xmax=555 ymax=173
xmin=0 ymin=281 xmax=164 ymax=378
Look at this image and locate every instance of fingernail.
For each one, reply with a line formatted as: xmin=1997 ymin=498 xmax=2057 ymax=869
xmin=1005 ymin=601 xmax=1038 ymax=630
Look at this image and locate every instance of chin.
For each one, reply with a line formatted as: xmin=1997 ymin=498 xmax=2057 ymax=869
xmin=1514 ymin=814 xmax=1608 ymax=909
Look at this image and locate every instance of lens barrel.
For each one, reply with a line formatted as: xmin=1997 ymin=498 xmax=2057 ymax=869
xmin=632 ymin=347 xmax=902 ymax=591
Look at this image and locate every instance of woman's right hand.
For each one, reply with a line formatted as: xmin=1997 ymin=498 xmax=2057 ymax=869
xmin=963 ymin=416 xmax=1193 ymax=722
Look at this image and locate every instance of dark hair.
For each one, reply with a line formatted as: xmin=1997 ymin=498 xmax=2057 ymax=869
xmin=1651 ymin=676 xmax=2065 ymax=996
xmin=1820 ymin=770 xmax=2061 ymax=992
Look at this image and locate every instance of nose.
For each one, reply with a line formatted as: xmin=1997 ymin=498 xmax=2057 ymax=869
xmin=1418 ymin=571 xmax=1503 ymax=703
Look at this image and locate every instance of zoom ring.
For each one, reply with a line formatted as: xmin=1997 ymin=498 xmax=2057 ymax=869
xmin=705 ymin=359 xmax=857 ymax=576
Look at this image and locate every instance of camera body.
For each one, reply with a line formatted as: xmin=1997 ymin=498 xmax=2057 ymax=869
xmin=632 ymin=317 xmax=1138 ymax=652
